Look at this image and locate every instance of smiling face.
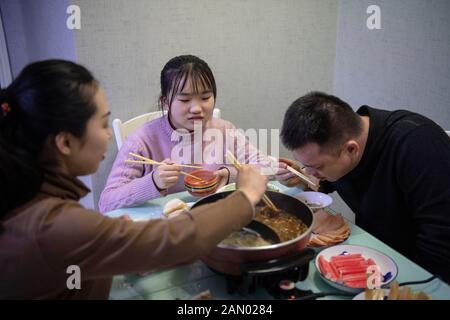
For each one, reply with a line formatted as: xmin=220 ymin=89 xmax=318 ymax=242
xmin=292 ymin=142 xmax=360 ymax=182
xmin=62 ymin=87 xmax=112 ymax=176
xmin=164 ymin=77 xmax=215 ymax=131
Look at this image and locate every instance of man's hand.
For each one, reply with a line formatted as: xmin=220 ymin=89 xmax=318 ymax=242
xmin=275 ymin=157 xmax=305 ymax=187
xmin=236 ymin=165 xmax=268 ymax=206
xmin=275 ymin=157 xmax=319 ymax=191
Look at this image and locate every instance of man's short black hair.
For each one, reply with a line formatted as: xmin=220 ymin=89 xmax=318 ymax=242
xmin=280 ymin=91 xmax=363 ymax=152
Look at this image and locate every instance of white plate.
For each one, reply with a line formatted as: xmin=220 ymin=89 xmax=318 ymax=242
xmin=296 ymin=191 xmax=333 ymax=210
xmin=315 ymin=244 xmax=398 ymax=294
xmin=216 ymin=182 xmax=280 ymax=193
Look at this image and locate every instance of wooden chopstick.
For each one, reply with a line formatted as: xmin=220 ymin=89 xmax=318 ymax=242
xmin=226 ymin=150 xmax=278 ymax=211
xmin=127 ymin=153 xmax=206 ymax=182
xmin=172 ymin=163 xmax=203 ymax=169
xmin=128 ymin=152 xmax=202 ymax=169
xmin=179 ymin=171 xmax=204 ymax=181
xmin=125 ymin=159 xmax=154 ymax=165
xmin=285 ymin=165 xmax=318 ymax=188
xmin=129 ymin=152 xmax=157 ymax=162
xmin=266 ymin=155 xmax=318 ymax=188
xmin=262 ymin=194 xmax=278 ymax=211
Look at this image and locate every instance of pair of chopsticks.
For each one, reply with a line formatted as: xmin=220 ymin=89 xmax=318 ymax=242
xmin=226 ymin=150 xmax=279 ymax=212
xmin=267 ymin=155 xmax=318 ymax=189
xmin=285 ymin=165 xmax=318 ymax=188
xmin=126 ymin=152 xmax=205 ymax=182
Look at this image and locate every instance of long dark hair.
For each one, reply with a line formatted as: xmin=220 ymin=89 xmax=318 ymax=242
xmin=159 ymin=55 xmax=217 ymax=112
xmin=0 ymin=59 xmax=98 ymax=216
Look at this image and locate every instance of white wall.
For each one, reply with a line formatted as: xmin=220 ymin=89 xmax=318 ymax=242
xmin=334 ymin=0 xmax=450 ymax=128
xmin=73 ymin=0 xmax=339 ymax=209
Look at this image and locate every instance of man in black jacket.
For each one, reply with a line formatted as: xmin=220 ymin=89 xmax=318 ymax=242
xmin=280 ymin=91 xmax=450 ymax=283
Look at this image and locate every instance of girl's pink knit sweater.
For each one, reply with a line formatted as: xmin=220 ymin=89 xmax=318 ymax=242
xmin=99 ymin=115 xmax=272 ymax=212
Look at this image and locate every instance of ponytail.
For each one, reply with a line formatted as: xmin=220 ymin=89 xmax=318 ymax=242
xmin=0 ymin=60 xmax=98 ymax=216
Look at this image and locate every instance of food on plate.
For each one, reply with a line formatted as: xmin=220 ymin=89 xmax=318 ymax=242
xmin=365 ymin=281 xmax=432 ymax=300
xmin=163 ymin=198 xmax=189 ymax=218
xmin=308 ymin=209 xmax=350 ymax=247
xmin=254 ymin=206 xmax=308 ymax=242
xmin=317 ymin=253 xmax=378 ymax=288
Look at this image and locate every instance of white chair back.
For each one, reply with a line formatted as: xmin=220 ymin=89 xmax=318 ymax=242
xmin=112 ymin=108 xmax=221 ymax=149
xmin=112 ymin=111 xmax=166 ymax=149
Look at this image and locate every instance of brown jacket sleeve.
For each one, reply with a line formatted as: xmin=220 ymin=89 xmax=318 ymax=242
xmin=37 ymin=190 xmax=254 ymax=279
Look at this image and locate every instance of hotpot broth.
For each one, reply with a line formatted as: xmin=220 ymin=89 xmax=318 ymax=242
xmin=221 ymin=200 xmax=308 ymax=248
xmin=194 ymin=191 xmax=314 ymax=275
xmin=254 ymin=206 xmax=308 ymax=242
xmin=192 ymin=190 xmax=314 ymax=248
xmin=220 ymin=206 xmax=309 ymax=247
xmin=220 ymin=229 xmax=272 ymax=247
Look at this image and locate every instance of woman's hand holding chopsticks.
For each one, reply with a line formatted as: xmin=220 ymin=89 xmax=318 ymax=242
xmin=226 ymin=150 xmax=278 ymax=211
xmin=152 ymin=158 xmax=182 ymax=190
xmin=236 ymin=165 xmax=268 ymax=207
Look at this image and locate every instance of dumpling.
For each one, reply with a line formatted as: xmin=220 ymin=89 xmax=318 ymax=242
xmin=163 ymin=198 xmax=189 ymax=218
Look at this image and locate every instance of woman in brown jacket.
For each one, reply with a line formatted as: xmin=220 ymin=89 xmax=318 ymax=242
xmin=0 ymin=60 xmax=267 ymax=299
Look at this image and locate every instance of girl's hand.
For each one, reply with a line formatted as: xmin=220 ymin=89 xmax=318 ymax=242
xmin=152 ymin=159 xmax=181 ymax=190
xmin=214 ymin=167 xmax=230 ymax=189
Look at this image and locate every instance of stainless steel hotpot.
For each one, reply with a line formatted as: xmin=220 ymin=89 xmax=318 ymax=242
xmin=192 ymin=191 xmax=314 ymax=276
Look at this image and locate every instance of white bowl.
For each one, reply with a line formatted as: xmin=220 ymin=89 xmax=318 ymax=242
xmin=296 ymin=191 xmax=333 ymax=210
xmin=216 ymin=182 xmax=280 ymax=193
xmin=315 ymin=244 xmax=398 ymax=294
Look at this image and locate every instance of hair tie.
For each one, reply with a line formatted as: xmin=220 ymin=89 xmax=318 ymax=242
xmin=1 ymin=102 xmax=11 ymax=116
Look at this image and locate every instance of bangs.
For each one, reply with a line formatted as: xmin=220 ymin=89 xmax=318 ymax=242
xmin=189 ymin=68 xmax=214 ymax=94
xmin=168 ymin=64 xmax=215 ymax=107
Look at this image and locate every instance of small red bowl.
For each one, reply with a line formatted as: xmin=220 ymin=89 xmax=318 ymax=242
xmin=184 ymin=169 xmax=219 ymax=197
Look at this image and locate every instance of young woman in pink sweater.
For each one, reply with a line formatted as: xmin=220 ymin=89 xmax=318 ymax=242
xmin=99 ymin=55 xmax=296 ymax=212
